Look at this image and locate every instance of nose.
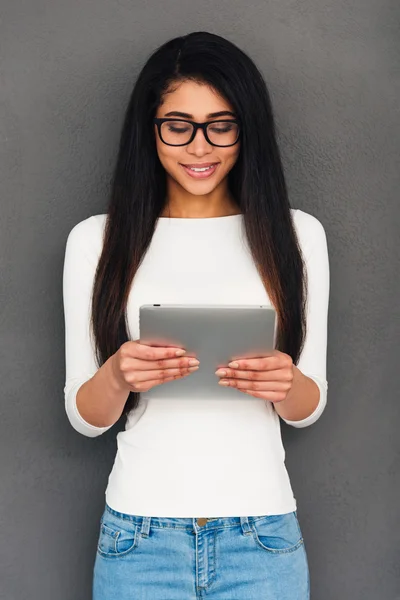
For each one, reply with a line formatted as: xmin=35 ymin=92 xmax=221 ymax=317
xmin=186 ymin=127 xmax=212 ymax=155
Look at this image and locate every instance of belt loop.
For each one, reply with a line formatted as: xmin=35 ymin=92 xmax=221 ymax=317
xmin=140 ymin=516 xmax=151 ymax=538
xmin=240 ymin=516 xmax=252 ymax=535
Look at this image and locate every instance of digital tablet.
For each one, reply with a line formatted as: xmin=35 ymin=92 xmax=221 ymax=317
xmin=139 ymin=304 xmax=277 ymax=400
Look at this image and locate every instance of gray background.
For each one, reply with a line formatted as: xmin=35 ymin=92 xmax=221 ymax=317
xmin=1 ymin=0 xmax=399 ymax=598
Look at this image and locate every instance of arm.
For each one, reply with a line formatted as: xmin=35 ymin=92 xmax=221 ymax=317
xmin=274 ymin=215 xmax=330 ymax=428
xmin=62 ymin=217 xmax=129 ymax=437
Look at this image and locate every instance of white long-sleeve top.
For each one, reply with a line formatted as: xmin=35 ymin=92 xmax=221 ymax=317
xmin=63 ymin=209 xmax=330 ymax=517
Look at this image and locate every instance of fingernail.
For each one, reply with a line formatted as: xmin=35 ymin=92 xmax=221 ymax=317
xmin=215 ymin=369 xmax=226 ymax=376
xmin=228 ymin=362 xmax=239 ymax=368
xmin=175 ymin=350 xmax=186 ymax=356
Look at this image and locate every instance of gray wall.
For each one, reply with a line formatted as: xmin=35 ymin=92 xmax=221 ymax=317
xmin=1 ymin=1 xmax=399 ymax=598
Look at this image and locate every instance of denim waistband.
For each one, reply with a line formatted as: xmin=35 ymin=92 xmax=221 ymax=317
xmin=104 ymin=503 xmax=293 ymax=536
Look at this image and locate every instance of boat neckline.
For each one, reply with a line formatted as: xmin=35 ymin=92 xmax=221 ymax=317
xmin=157 ymin=214 xmax=244 ymax=221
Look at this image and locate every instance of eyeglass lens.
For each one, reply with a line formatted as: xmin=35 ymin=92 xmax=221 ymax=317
xmin=160 ymin=121 xmax=239 ymax=146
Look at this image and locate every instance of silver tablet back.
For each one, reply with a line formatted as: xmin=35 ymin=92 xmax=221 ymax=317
xmin=139 ymin=304 xmax=277 ymax=401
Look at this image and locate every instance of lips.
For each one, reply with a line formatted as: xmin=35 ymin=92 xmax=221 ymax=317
xmin=180 ymin=162 xmax=219 ymax=179
xmin=181 ymin=162 xmax=219 ymax=168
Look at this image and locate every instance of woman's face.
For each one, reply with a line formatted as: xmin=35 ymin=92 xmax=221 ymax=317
xmin=154 ymin=80 xmax=240 ymax=198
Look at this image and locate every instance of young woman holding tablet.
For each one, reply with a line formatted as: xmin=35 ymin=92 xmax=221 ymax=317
xmin=63 ymin=30 xmax=330 ymax=600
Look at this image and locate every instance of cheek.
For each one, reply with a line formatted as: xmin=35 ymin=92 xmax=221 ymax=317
xmin=156 ymin=142 xmax=180 ymax=173
xmin=222 ymin=146 xmax=240 ymax=172
xmin=154 ymin=128 xmax=175 ymax=169
xmin=223 ymin=140 xmax=240 ymax=162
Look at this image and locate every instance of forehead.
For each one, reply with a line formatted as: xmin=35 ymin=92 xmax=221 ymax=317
xmin=157 ymin=80 xmax=235 ymax=119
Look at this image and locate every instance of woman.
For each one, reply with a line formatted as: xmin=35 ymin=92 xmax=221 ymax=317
xmin=63 ymin=31 xmax=329 ymax=600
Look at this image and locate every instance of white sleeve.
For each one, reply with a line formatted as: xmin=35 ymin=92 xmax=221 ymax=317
xmin=62 ymin=216 xmax=114 ymax=437
xmin=280 ymin=214 xmax=330 ymax=428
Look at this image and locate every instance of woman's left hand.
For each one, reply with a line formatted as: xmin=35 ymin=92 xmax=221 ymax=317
xmin=215 ymin=350 xmax=294 ymax=403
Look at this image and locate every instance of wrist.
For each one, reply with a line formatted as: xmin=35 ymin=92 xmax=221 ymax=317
xmin=274 ymin=367 xmax=319 ymax=422
xmin=108 ymin=354 xmax=130 ymax=394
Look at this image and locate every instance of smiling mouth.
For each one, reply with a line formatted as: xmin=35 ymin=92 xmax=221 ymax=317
xmin=181 ymin=162 xmax=219 ymax=168
xmin=180 ymin=163 xmax=220 ymax=178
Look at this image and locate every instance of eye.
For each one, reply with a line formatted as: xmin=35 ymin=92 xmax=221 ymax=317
xmin=167 ymin=122 xmax=191 ymax=134
xmin=209 ymin=122 xmax=236 ymax=134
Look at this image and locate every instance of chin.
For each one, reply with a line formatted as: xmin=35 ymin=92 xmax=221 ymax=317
xmin=182 ymin=182 xmax=220 ymax=195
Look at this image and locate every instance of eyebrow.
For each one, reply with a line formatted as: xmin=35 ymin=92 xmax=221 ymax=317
xmin=164 ymin=110 xmax=236 ymax=119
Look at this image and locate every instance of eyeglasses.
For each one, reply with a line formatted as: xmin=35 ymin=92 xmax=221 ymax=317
xmin=153 ymin=118 xmax=241 ymax=147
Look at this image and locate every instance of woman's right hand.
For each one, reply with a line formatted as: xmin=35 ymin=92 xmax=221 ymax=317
xmin=110 ymin=340 xmax=199 ymax=393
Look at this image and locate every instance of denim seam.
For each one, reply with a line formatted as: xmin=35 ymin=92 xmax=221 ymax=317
xmin=210 ymin=530 xmax=217 ymax=586
xmin=195 ymin=530 xmax=218 ymax=591
xmin=97 ymin=523 xmax=139 ymax=559
xmin=293 ymin=511 xmax=303 ymax=539
xmin=249 ymin=514 xmax=304 ymax=555
xmin=251 ymin=528 xmax=304 ymax=555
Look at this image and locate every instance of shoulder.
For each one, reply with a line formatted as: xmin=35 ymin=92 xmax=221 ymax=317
xmin=65 ymin=213 xmax=107 ymax=265
xmin=290 ymin=208 xmax=327 ymax=257
xmin=67 ymin=213 xmax=107 ymax=240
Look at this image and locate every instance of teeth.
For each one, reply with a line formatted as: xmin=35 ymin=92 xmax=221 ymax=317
xmin=188 ymin=165 xmax=214 ymax=172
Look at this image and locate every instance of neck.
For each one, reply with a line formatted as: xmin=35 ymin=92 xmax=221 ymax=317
xmin=160 ymin=175 xmax=241 ymax=219
xmin=159 ymin=206 xmax=242 ymax=218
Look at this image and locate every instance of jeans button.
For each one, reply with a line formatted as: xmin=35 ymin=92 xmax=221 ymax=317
xmin=197 ymin=518 xmax=208 ymax=526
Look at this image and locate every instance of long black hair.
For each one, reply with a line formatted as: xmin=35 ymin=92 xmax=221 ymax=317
xmin=91 ymin=31 xmax=307 ymax=416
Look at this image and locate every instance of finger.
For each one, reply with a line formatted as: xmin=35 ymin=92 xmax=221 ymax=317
xmin=216 ymin=368 xmax=291 ymax=381
xmin=218 ymin=377 xmax=291 ymax=393
xmin=127 ymin=341 xmax=188 ymax=360
xmin=125 ymin=355 xmax=199 ymax=371
xmin=132 ymin=370 xmax=195 ymax=390
xmin=128 ymin=365 xmax=199 ymax=384
xmin=228 ymin=355 xmax=286 ymax=370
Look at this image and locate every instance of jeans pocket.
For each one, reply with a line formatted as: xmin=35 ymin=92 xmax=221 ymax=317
xmin=250 ymin=511 xmax=304 ymax=554
xmin=97 ymin=510 xmax=139 ymax=559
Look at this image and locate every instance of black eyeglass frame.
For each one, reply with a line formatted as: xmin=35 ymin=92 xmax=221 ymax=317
xmin=153 ymin=117 xmax=241 ymax=147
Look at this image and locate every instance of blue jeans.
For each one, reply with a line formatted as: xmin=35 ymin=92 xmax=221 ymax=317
xmin=93 ymin=503 xmax=310 ymax=599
